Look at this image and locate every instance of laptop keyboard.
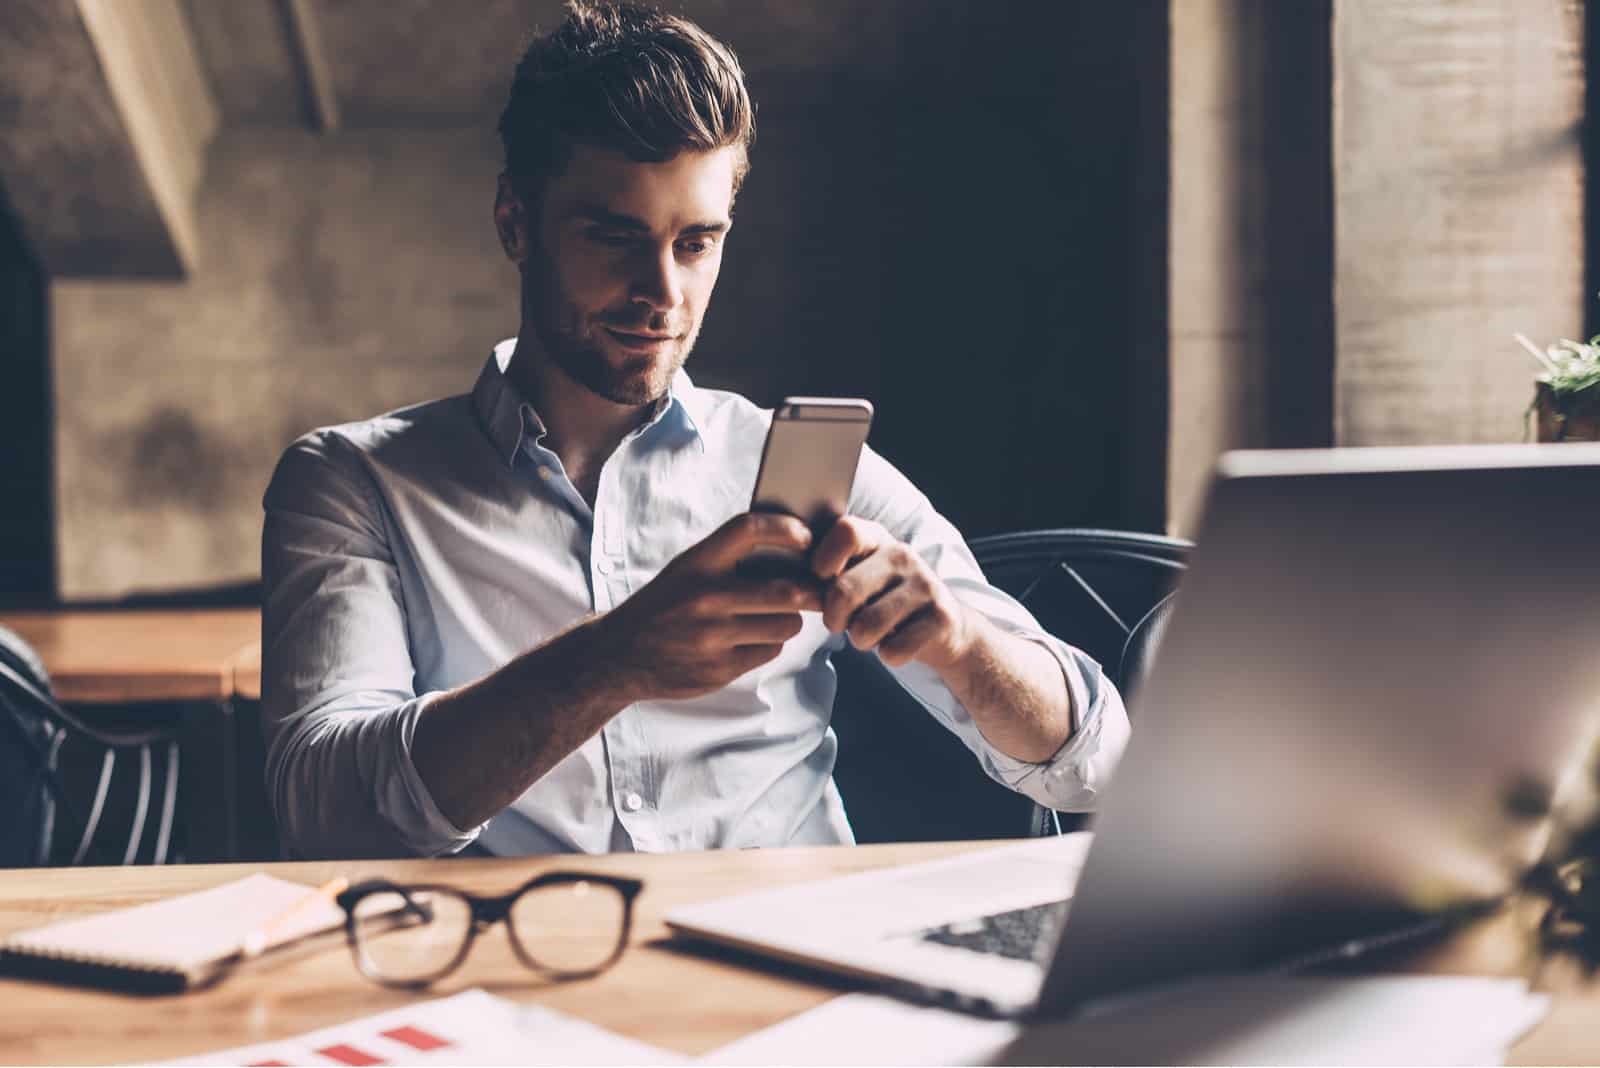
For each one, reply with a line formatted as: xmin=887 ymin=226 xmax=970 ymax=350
xmin=917 ymin=899 xmax=1069 ymax=964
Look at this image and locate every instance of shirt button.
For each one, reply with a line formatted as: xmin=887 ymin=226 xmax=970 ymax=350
xmin=596 ymin=558 xmax=615 ymax=575
xmin=536 ymin=466 xmax=553 ymax=481
xmin=623 ymin=792 xmax=643 ymax=812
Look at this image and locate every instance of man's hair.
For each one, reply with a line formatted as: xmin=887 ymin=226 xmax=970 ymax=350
xmin=498 ymin=2 xmax=755 ymax=202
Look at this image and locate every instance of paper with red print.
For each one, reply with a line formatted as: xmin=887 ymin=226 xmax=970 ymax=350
xmin=150 ymin=988 xmax=682 ymax=1066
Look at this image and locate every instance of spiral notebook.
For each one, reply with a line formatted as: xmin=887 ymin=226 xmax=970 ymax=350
xmin=0 ymin=873 xmax=346 ymax=993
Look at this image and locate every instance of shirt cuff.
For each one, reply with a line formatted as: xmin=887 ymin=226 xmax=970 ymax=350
xmin=382 ymin=691 xmax=489 ymax=856
xmin=973 ymin=623 xmax=1131 ymax=812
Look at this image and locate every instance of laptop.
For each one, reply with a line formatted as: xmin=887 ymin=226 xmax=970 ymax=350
xmin=666 ymin=444 xmax=1600 ymax=1019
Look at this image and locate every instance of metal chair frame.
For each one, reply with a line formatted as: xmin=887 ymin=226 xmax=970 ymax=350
xmin=0 ymin=645 xmax=182 ymax=867
xmin=967 ymin=530 xmax=1189 ymax=837
xmin=829 ymin=528 xmax=1190 ymax=844
xmin=969 ymin=528 xmax=1188 ymax=645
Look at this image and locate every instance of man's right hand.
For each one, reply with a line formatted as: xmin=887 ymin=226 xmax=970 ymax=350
xmin=600 ymin=513 xmax=824 ymax=701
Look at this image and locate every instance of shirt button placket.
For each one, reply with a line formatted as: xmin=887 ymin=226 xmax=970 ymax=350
xmin=597 ymin=466 xmax=650 ymax=846
xmin=602 ymin=471 xmax=626 ymax=589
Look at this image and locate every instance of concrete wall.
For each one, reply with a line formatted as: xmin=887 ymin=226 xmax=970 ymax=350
xmin=41 ymin=0 xmax=1589 ymax=594
xmin=53 ymin=127 xmax=513 ymax=598
xmin=76 ymin=0 xmax=218 ymax=271
xmin=49 ymin=3 xmax=1168 ymax=599
xmin=1334 ymin=0 xmax=1585 ymax=445
xmin=1168 ymin=0 xmax=1334 ymax=536
xmin=1168 ymin=0 xmax=1581 ymax=537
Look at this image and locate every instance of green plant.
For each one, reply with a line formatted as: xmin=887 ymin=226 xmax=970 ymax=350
xmin=1516 ymin=333 xmax=1600 ymax=397
xmin=1515 ymin=333 xmax=1600 ymax=440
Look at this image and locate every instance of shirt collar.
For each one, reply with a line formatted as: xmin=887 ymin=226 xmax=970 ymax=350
xmin=651 ymin=367 xmax=707 ymax=450
xmin=471 ymin=337 xmax=707 ymax=467
xmin=471 ymin=339 xmax=531 ymax=466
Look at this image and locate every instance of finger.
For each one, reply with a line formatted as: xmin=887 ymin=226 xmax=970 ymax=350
xmin=691 ymin=512 xmax=814 ymax=574
xmin=822 ymin=552 xmax=899 ymax=633
xmin=724 ymin=643 xmax=786 ymax=676
xmin=846 ymin=581 xmax=921 ymax=652
xmin=703 ymin=577 xmax=824 ymax=615
xmin=876 ymin=609 xmax=942 ymax=667
xmin=711 ymin=612 xmax=805 ymax=646
xmin=811 ymin=516 xmax=888 ymax=580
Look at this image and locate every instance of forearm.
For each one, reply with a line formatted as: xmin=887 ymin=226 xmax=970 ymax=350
xmin=413 ymin=513 xmax=819 ymax=832
xmin=934 ymin=609 xmax=1075 ymax=764
xmin=411 ymin=613 xmax=634 ymax=830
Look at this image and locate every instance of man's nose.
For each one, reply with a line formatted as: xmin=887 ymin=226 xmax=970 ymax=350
xmin=629 ymin=245 xmax=685 ymax=313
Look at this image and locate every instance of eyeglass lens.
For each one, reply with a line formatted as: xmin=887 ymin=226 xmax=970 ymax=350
xmin=351 ymin=889 xmax=473 ymax=984
xmin=506 ymin=879 xmax=630 ymax=973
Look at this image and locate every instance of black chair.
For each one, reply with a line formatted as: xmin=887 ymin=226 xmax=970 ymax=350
xmin=828 ymin=528 xmax=1190 ymax=844
xmin=1117 ymin=591 xmax=1178 ymax=706
xmin=0 ymin=626 xmax=183 ymax=867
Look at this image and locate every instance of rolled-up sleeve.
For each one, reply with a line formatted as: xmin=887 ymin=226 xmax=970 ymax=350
xmin=849 ymin=446 xmax=1132 ymax=812
xmin=262 ymin=433 xmax=484 ymax=858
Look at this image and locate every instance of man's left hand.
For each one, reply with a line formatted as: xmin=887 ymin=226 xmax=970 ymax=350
xmin=811 ymin=516 xmax=975 ymax=671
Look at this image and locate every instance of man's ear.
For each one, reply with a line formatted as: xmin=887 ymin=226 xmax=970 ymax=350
xmin=494 ymin=174 xmax=530 ymax=265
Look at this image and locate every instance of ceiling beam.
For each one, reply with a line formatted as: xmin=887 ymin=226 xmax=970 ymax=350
xmin=281 ymin=0 xmax=340 ymax=133
xmin=0 ymin=0 xmax=217 ymax=278
xmin=75 ymin=0 xmax=217 ymax=274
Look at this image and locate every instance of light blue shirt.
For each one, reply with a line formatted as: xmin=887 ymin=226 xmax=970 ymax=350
xmin=261 ymin=340 xmax=1129 ymax=859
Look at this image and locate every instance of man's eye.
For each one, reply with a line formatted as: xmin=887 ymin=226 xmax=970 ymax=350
xmin=676 ymin=238 xmax=716 ymax=258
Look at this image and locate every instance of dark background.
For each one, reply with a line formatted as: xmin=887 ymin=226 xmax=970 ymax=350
xmin=0 ymin=186 xmax=51 ymax=602
xmin=0 ymin=1 xmax=1169 ymax=604
xmin=696 ymin=4 xmax=1169 ymax=541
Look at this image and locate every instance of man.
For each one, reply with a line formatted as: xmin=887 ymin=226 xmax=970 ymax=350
xmin=262 ymin=1 xmax=1128 ymax=859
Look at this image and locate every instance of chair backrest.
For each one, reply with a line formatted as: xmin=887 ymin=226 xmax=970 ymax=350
xmin=1117 ymin=591 xmax=1178 ymax=709
xmin=0 ymin=626 xmax=183 ymax=867
xmin=829 ymin=528 xmax=1190 ymax=844
xmin=0 ymin=628 xmax=58 ymax=866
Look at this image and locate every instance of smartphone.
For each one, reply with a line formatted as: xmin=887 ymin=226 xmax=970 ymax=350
xmin=743 ymin=396 xmax=875 ymax=577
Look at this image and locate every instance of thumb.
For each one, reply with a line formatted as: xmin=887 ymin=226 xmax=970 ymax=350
xmin=687 ymin=512 xmax=814 ymax=574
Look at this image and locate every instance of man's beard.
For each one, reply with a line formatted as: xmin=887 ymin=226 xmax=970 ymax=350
xmin=524 ymin=246 xmax=698 ymax=407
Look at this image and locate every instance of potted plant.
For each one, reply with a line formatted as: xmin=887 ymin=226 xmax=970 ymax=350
xmin=1515 ymin=332 xmax=1600 ymax=442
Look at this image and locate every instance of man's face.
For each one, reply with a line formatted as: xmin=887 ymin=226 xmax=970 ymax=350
xmin=507 ymin=144 xmax=738 ymax=406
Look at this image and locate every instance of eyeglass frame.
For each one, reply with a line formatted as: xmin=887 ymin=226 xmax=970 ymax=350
xmin=335 ymin=871 xmax=644 ymax=989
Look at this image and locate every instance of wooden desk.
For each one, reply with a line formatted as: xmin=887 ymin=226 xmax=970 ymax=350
xmin=0 ymin=609 xmax=262 ymax=861
xmin=233 ymin=638 xmax=262 ymax=702
xmin=1 ymin=841 xmax=1599 ymax=1065
xmin=0 ymin=609 xmax=260 ymax=704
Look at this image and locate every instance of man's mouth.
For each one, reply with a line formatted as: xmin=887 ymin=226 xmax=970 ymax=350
xmin=602 ymin=327 xmax=679 ymax=354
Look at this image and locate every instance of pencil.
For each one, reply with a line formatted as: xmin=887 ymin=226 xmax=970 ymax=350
xmin=240 ymin=876 xmax=349 ymax=959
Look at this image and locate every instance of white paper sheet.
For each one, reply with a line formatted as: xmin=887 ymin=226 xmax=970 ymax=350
xmin=154 ymin=988 xmax=684 ymax=1066
xmin=700 ymin=991 xmax=1022 ymax=1066
xmin=700 ymin=976 xmax=1551 ymax=1067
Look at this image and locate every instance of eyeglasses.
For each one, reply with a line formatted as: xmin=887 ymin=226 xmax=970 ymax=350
xmin=335 ymin=872 xmax=643 ymax=988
